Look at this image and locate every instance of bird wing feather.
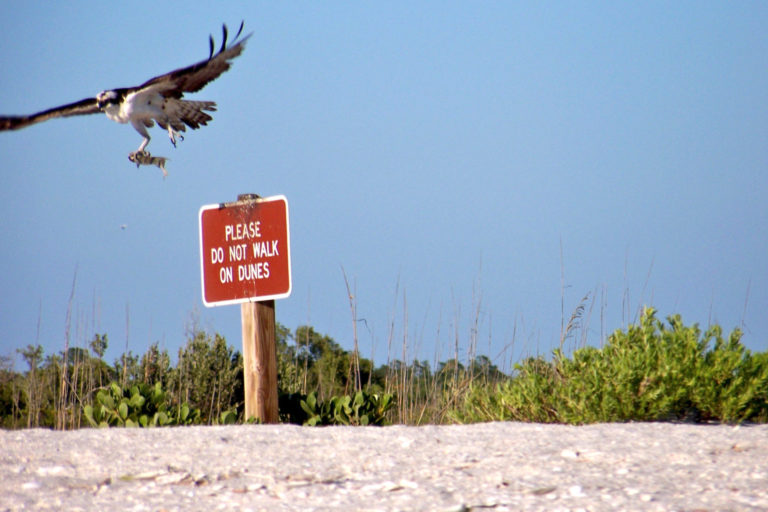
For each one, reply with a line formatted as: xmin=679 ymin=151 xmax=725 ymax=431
xmin=0 ymin=97 xmax=100 ymax=131
xmin=138 ymin=22 xmax=251 ymax=98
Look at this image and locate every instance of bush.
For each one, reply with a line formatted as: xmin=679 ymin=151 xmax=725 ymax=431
xmin=299 ymin=390 xmax=395 ymax=426
xmin=452 ymin=308 xmax=768 ymax=424
xmin=83 ymin=381 xmax=201 ymax=427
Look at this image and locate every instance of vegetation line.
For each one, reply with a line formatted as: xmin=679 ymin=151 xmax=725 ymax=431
xmin=1 ymin=307 xmax=766 ymax=429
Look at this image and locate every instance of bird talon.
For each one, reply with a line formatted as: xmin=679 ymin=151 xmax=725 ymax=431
xmin=128 ymin=150 xmax=151 ymax=167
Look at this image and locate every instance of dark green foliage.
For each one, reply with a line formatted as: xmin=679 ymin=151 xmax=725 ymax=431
xmin=171 ymin=331 xmax=242 ymax=424
xmin=299 ymin=390 xmax=395 ymax=426
xmin=219 ymin=409 xmax=239 ymax=425
xmin=6 ymin=343 xmax=120 ymax=429
xmin=0 ymin=355 xmax=24 ymax=428
xmin=90 ymin=334 xmax=108 ymax=360
xmin=114 ymin=350 xmax=140 ymax=388
xmin=278 ymin=392 xmax=310 ymax=424
xmin=287 ymin=326 xmax=356 ymax=399
xmin=138 ymin=342 xmax=172 ymax=388
xmin=83 ymin=381 xmax=200 ymax=428
xmin=453 ymin=309 xmax=768 ymax=424
xmin=17 ymin=345 xmax=47 ymax=428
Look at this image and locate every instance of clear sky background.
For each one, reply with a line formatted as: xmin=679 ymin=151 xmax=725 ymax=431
xmin=1 ymin=2 xmax=766 ymax=371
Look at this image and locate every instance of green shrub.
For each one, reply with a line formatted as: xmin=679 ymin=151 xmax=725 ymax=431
xmin=452 ymin=308 xmax=768 ymax=424
xmin=278 ymin=391 xmax=310 ymax=424
xmin=218 ymin=409 xmax=239 ymax=425
xmin=83 ymin=381 xmax=201 ymax=427
xmin=300 ymin=390 xmax=394 ymax=426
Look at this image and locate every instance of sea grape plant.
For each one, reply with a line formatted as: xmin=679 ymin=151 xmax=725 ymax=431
xmin=300 ymin=390 xmax=394 ymax=426
xmin=83 ymin=381 xmax=201 ymax=427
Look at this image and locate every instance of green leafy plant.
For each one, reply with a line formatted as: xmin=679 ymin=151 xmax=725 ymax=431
xmin=451 ymin=308 xmax=768 ymax=424
xmin=218 ymin=409 xmax=238 ymax=425
xmin=300 ymin=390 xmax=394 ymax=426
xmin=83 ymin=381 xmax=201 ymax=427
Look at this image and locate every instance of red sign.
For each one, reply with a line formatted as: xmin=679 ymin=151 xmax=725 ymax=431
xmin=199 ymin=195 xmax=291 ymax=306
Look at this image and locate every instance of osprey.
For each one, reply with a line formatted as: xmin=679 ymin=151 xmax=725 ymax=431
xmin=0 ymin=22 xmax=251 ymax=174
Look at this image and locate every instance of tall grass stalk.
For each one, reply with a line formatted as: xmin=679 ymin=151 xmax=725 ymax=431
xmin=341 ymin=267 xmax=362 ymax=393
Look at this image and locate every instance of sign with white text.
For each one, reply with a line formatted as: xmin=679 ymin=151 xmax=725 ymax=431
xmin=199 ymin=195 xmax=291 ymax=306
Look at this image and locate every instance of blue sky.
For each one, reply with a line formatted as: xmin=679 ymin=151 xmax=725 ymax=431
xmin=1 ymin=2 xmax=766 ymax=371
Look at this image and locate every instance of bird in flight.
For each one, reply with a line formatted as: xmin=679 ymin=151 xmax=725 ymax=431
xmin=0 ymin=22 xmax=251 ymax=175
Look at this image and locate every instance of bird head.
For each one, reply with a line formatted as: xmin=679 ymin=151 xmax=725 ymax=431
xmin=96 ymin=90 xmax=119 ymax=110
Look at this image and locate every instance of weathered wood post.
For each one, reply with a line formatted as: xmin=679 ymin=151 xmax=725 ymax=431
xmin=241 ymin=299 xmax=279 ymax=423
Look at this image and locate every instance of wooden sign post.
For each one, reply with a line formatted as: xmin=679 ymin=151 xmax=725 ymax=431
xmin=241 ymin=300 xmax=278 ymax=423
xmin=199 ymin=194 xmax=291 ymax=423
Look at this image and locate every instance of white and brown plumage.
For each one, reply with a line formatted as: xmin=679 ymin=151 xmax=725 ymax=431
xmin=0 ymin=22 xmax=251 ymax=166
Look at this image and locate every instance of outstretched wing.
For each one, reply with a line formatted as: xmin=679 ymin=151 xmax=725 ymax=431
xmin=138 ymin=22 xmax=252 ymax=98
xmin=0 ymin=97 xmax=100 ymax=131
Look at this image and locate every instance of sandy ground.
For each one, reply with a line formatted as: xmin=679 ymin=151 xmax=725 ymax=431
xmin=1 ymin=422 xmax=767 ymax=511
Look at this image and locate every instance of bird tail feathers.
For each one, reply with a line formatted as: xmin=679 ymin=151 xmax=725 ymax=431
xmin=157 ymin=99 xmax=216 ymax=132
